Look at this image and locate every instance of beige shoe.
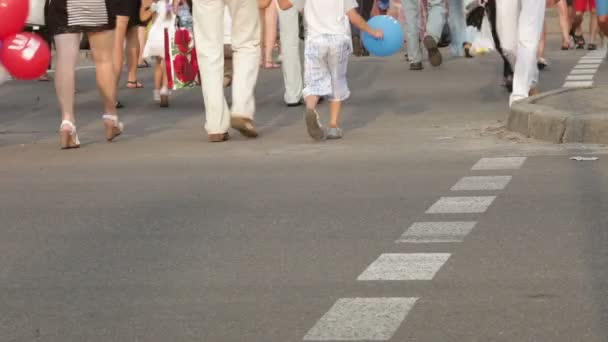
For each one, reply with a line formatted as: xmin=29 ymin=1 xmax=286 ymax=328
xmin=59 ymin=120 xmax=80 ymax=150
xmin=529 ymin=87 xmax=540 ymax=97
xmin=208 ymin=132 xmax=230 ymax=143
xmin=230 ymin=116 xmax=258 ymax=138
xmin=102 ymin=114 xmax=124 ymax=142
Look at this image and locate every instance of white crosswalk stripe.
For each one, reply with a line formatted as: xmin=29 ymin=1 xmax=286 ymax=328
xmin=303 ymin=297 xmax=418 ymax=341
xmin=426 ymin=196 xmax=496 ymax=214
xmin=357 ymin=253 xmax=451 ymax=281
xmin=472 ymin=157 xmax=526 ymax=170
xmin=451 ymin=176 xmax=512 ymax=191
xmin=397 ymin=221 xmax=477 ymax=243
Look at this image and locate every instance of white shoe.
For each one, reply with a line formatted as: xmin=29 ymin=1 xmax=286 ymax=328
xmin=153 ymin=90 xmax=161 ymax=102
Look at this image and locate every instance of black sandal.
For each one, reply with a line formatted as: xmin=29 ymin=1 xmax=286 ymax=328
xmin=588 ymin=43 xmax=597 ymax=51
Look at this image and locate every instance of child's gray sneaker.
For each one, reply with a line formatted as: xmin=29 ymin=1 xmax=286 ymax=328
xmin=305 ymin=108 xmax=325 ymax=140
xmin=326 ymin=127 xmax=343 ymax=140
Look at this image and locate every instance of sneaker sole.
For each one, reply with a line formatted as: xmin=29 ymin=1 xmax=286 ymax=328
xmin=423 ymin=36 xmax=442 ymax=67
xmin=304 ymin=109 xmax=324 ymax=140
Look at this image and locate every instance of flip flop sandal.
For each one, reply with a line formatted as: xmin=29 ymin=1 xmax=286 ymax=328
xmin=137 ymin=61 xmax=150 ymax=68
xmin=127 ymin=80 xmax=144 ymax=89
xmin=264 ymin=62 xmax=281 ymax=69
xmin=588 ymin=44 xmax=597 ymax=51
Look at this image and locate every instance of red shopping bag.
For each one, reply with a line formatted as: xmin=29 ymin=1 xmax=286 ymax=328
xmin=164 ymin=27 xmax=200 ymax=90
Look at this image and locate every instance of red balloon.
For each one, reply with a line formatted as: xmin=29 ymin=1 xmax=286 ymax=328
xmin=0 ymin=32 xmax=50 ymax=80
xmin=0 ymin=0 xmax=29 ymax=40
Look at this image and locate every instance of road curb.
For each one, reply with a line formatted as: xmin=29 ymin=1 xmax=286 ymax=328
xmin=508 ymin=87 xmax=608 ymax=144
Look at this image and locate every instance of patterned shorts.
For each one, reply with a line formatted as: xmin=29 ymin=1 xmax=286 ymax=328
xmin=303 ymin=34 xmax=351 ymax=102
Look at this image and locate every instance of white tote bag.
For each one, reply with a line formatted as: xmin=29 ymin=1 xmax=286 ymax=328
xmin=27 ymin=0 xmax=47 ymax=26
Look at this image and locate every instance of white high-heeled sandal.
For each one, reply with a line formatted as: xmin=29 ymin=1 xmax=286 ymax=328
xmin=102 ymin=114 xmax=124 ymax=142
xmin=59 ymin=120 xmax=80 ymax=149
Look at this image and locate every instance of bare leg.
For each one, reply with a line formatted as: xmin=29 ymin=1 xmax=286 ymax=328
xmin=590 ymin=9 xmax=599 ymax=45
xmin=137 ymin=26 xmax=147 ymax=65
xmin=126 ymin=26 xmax=140 ymax=84
xmin=263 ymin=4 xmax=278 ymax=66
xmin=599 ymin=15 xmax=608 ymax=36
xmin=54 ymin=33 xmax=80 ymax=124
xmin=259 ymin=9 xmax=265 ymax=66
xmin=113 ymin=16 xmax=130 ymax=85
xmin=556 ymin=0 xmax=571 ymax=47
xmin=89 ymin=30 xmax=118 ymax=116
xmin=329 ymin=100 xmax=342 ymax=128
xmin=305 ymin=95 xmax=320 ymax=110
xmin=154 ymin=57 xmax=163 ymax=91
xmin=538 ymin=24 xmax=546 ymax=59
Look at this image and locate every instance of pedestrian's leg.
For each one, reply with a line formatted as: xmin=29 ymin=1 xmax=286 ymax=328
xmin=326 ymin=37 xmax=350 ymax=138
xmin=227 ymin=0 xmax=262 ymax=122
xmin=598 ymin=0 xmax=608 ymax=35
xmin=538 ymin=23 xmax=546 ymax=59
xmin=224 ymin=44 xmax=233 ymax=87
xmin=510 ymin=0 xmax=545 ymax=106
xmin=590 ymin=8 xmax=599 ymax=46
xmin=137 ymin=26 xmax=148 ymax=66
xmin=448 ymin=0 xmax=465 ymax=56
xmin=556 ymin=0 xmax=571 ymax=48
xmin=113 ymin=16 xmax=130 ymax=85
xmin=126 ymin=26 xmax=141 ymax=86
xmin=89 ymin=30 xmax=118 ymax=117
xmin=424 ymin=0 xmax=447 ymax=66
xmin=54 ymin=33 xmax=80 ymax=124
xmin=263 ymin=3 xmax=278 ymax=67
xmin=403 ymin=0 xmax=422 ymax=64
xmin=154 ymin=57 xmax=162 ymax=91
xmin=278 ymin=4 xmax=303 ymax=105
xmin=193 ymin=0 xmax=230 ymax=136
xmin=303 ymin=37 xmax=331 ymax=140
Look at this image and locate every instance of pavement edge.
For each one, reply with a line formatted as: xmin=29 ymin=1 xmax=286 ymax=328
xmin=508 ymin=88 xmax=608 ymax=144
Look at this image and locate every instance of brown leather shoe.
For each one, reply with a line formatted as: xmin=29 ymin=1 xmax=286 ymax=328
xmin=230 ymin=116 xmax=258 ymax=138
xmin=208 ymin=132 xmax=230 ymax=143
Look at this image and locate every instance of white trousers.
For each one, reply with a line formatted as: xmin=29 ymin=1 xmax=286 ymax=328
xmin=496 ymin=0 xmax=545 ymax=106
xmin=192 ymin=0 xmax=261 ymax=134
xmin=277 ymin=4 xmax=303 ymax=104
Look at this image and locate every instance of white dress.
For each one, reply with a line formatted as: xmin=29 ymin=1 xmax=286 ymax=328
xmin=143 ymin=1 xmax=176 ymax=59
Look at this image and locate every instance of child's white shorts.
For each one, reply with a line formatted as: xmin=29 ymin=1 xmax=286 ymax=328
xmin=303 ymin=34 xmax=351 ymax=102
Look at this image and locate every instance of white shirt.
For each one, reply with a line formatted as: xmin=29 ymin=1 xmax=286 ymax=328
xmin=224 ymin=7 xmax=232 ymax=44
xmin=292 ymin=0 xmax=358 ymax=40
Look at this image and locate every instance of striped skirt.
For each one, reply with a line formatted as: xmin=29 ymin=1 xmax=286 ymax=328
xmin=47 ymin=0 xmax=116 ymax=35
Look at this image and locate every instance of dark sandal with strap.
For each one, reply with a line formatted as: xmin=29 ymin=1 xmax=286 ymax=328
xmin=126 ymin=80 xmax=144 ymax=89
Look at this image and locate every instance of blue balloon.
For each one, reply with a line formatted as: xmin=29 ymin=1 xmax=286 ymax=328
xmin=361 ymin=15 xmax=404 ymax=57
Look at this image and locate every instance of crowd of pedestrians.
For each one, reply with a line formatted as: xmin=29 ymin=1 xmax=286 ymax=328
xmin=32 ymin=0 xmax=608 ymax=149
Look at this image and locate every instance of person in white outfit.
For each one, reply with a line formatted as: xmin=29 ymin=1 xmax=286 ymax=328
xmin=175 ymin=0 xmax=271 ymax=142
xmin=278 ymin=2 xmax=304 ymax=107
xmin=496 ymin=0 xmax=546 ymax=107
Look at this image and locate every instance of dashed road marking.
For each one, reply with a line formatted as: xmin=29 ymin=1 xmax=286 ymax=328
xmin=565 ymin=74 xmax=594 ymax=81
xmin=564 ymin=49 xmax=605 ymax=88
xmin=573 ymin=64 xmax=600 ymax=69
xmin=426 ymin=196 xmax=496 ymax=214
xmin=396 ymin=221 xmax=477 ymax=243
xmin=563 ymin=81 xmax=594 ymax=88
xmin=451 ymin=176 xmax=512 ymax=191
xmin=578 ymin=59 xmax=602 ymax=64
xmin=303 ymin=297 xmax=418 ymax=341
xmin=472 ymin=157 xmax=527 ymax=170
xmin=357 ymin=253 xmax=451 ymax=281
xmin=570 ymin=69 xmax=597 ymax=75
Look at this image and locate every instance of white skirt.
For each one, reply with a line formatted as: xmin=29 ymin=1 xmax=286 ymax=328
xmin=143 ymin=17 xmax=175 ymax=59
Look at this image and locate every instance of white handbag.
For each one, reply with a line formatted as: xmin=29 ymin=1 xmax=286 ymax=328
xmin=27 ymin=0 xmax=47 ymax=26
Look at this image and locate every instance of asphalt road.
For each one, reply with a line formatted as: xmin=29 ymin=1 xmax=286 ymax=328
xmin=1 ymin=37 xmax=608 ymax=342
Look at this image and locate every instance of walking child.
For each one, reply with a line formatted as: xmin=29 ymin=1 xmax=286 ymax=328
xmin=277 ymin=0 xmax=383 ymax=140
xmin=141 ymin=0 xmax=174 ymax=107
